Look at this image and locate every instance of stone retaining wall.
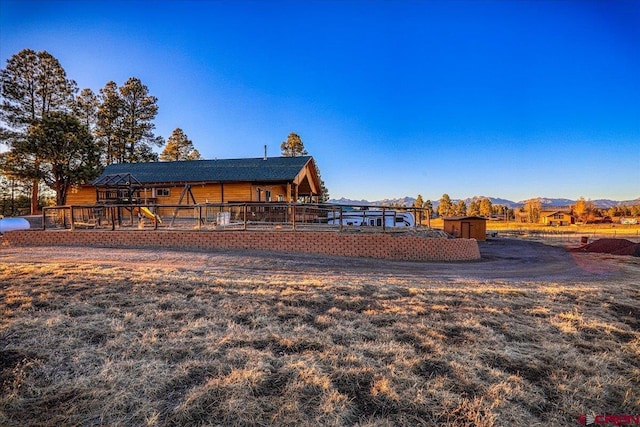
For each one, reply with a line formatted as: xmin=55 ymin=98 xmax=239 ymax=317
xmin=1 ymin=230 xmax=480 ymax=262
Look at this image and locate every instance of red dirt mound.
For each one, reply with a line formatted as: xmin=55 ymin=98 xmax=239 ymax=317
xmin=571 ymin=238 xmax=640 ymax=257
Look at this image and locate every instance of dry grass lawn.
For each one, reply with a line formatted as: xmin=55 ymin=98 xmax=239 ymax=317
xmin=1 ymin=238 xmax=639 ymax=426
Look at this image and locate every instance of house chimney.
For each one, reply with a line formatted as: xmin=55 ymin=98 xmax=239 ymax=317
xmin=263 ymin=145 xmax=267 ymax=160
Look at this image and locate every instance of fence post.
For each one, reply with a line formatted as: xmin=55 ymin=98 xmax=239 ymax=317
xmin=70 ymin=206 xmax=75 ymax=231
xmin=154 ymin=206 xmax=159 ymax=230
xmin=382 ymin=206 xmax=386 ymax=232
xmin=243 ymin=204 xmax=248 ymax=231
xmin=292 ymin=203 xmax=296 ymax=231
xmin=42 ymin=208 xmax=47 ymax=230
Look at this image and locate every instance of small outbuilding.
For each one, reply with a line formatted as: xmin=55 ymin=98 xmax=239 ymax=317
xmin=443 ymin=216 xmax=487 ymax=241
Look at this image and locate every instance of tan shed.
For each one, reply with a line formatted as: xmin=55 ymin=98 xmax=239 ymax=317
xmin=443 ymin=216 xmax=487 ymax=241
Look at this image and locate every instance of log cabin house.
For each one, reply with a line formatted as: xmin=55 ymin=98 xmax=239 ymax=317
xmin=66 ymin=156 xmax=322 ymax=206
xmin=515 ymin=208 xmax=575 ymax=226
xmin=540 ymin=211 xmax=575 ymax=226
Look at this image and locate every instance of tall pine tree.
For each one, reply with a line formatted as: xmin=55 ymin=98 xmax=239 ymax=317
xmin=279 ymin=132 xmax=328 ymax=202
xmin=95 ymin=78 xmax=162 ymax=164
xmin=95 ymin=81 xmax=125 ymax=165
xmin=280 ymin=132 xmax=308 ymax=157
xmin=120 ymin=77 xmax=162 ymax=163
xmin=24 ymin=112 xmax=100 ymax=205
xmin=160 ymin=128 xmax=201 ymax=161
xmin=1 ymin=49 xmax=78 ymax=213
xmin=438 ymin=193 xmax=453 ymax=217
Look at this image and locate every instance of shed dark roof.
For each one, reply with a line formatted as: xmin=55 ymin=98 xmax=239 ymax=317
xmin=94 ymin=156 xmax=314 ymax=185
xmin=443 ymin=216 xmax=487 ymax=221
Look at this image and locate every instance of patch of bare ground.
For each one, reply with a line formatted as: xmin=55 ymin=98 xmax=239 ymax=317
xmin=1 ymin=238 xmax=638 ymax=426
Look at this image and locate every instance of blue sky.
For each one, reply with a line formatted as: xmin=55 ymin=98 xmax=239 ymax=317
xmin=1 ymin=0 xmax=639 ymax=202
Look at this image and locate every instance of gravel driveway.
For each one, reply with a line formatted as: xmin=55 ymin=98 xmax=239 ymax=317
xmin=2 ymin=237 xmax=637 ymax=283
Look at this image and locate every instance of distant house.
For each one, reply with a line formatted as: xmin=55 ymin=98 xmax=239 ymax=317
xmin=443 ymin=216 xmax=487 ymax=241
xmin=540 ymin=211 xmax=575 ymax=226
xmin=66 ymin=156 xmax=322 ymax=205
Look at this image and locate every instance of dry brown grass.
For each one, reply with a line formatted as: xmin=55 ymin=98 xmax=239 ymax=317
xmin=1 ymin=241 xmax=639 ymax=426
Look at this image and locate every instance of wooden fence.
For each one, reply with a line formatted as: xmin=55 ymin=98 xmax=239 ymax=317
xmin=41 ymin=202 xmax=429 ymax=233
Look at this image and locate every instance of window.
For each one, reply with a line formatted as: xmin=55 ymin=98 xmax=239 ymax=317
xmin=265 ymin=190 xmax=271 ymax=202
xmin=553 ymin=213 xmax=563 ymax=219
xmin=278 ymin=194 xmax=284 ymax=202
xmin=156 ymin=188 xmax=170 ymax=197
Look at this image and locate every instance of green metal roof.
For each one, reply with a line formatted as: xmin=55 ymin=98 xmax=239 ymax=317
xmin=94 ymin=156 xmax=314 ymax=185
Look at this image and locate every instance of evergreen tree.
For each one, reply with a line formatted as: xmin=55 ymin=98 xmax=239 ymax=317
xmin=7 ymin=112 xmax=101 ymax=206
xmin=0 ymin=49 xmax=77 ymax=129
xmin=414 ymin=194 xmax=424 ymax=209
xmin=0 ymin=164 xmax=32 ymax=216
xmin=94 ymin=78 xmax=162 ymax=164
xmin=160 ymin=128 xmax=201 ymax=161
xmin=468 ymin=200 xmax=480 ymax=216
xmin=438 ymin=193 xmax=453 ymax=217
xmin=456 ymin=200 xmax=467 ymax=216
xmin=1 ymin=49 xmax=78 ymax=213
xmin=119 ymin=77 xmax=162 ymax=163
xmin=95 ymin=81 xmax=125 ymax=165
xmin=316 ymin=165 xmax=329 ymax=203
xmin=479 ymin=198 xmax=493 ymax=217
xmin=413 ymin=194 xmax=424 ymax=223
xmin=74 ymin=88 xmax=99 ymax=131
xmin=279 ymin=132 xmax=328 ymax=202
xmin=423 ymin=199 xmax=433 ymax=218
xmin=280 ymin=132 xmax=308 ymax=157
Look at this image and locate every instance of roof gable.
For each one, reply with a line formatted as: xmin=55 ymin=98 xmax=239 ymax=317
xmin=541 ymin=211 xmax=573 ymax=217
xmin=94 ymin=156 xmax=314 ymax=185
xmin=443 ymin=216 xmax=487 ymax=221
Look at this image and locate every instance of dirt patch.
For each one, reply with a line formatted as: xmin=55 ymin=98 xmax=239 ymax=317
xmin=570 ymin=238 xmax=640 ymax=256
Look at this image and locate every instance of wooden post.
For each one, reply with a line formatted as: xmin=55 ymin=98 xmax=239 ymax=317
xmin=339 ymin=206 xmax=343 ymax=232
xmin=70 ymin=206 xmax=75 ymax=231
xmin=42 ymin=208 xmax=46 ymax=230
xmin=243 ymin=204 xmax=248 ymax=231
xmin=292 ymin=203 xmax=296 ymax=230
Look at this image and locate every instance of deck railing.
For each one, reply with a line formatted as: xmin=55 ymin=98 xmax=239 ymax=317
xmin=42 ymin=203 xmax=430 ymax=232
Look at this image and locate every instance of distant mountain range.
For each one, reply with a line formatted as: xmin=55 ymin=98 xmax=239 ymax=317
xmin=327 ymin=196 xmax=640 ymax=209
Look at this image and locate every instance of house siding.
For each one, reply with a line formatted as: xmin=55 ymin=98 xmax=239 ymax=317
xmin=66 ymin=182 xmax=293 ymax=205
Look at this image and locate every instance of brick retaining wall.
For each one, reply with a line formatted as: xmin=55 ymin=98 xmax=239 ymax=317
xmin=1 ymin=230 xmax=480 ymax=262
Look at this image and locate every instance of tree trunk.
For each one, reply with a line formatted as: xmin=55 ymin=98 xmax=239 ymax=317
xmin=30 ymin=178 xmax=39 ymax=214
